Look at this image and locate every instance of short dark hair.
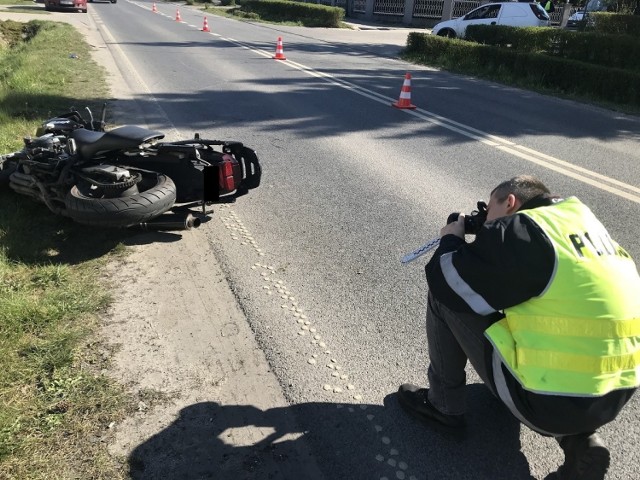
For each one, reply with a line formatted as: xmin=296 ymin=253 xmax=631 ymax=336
xmin=491 ymin=175 xmax=550 ymax=204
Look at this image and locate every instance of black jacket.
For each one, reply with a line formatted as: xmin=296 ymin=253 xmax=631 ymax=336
xmin=425 ymin=194 xmax=557 ymax=315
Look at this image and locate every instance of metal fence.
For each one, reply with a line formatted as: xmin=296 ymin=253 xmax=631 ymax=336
xmin=353 ymin=0 xmax=366 ymax=13
xmin=548 ymin=6 xmax=579 ymax=25
xmin=373 ymin=0 xmax=406 ymax=14
xmin=351 ymin=0 xmax=485 ymax=19
xmin=413 ymin=0 xmax=444 ymax=19
xmin=329 ymin=0 xmax=579 ymax=24
xmin=451 ymin=0 xmax=481 ymax=18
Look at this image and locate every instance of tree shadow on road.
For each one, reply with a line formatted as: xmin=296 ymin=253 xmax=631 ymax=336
xmin=127 ymin=386 xmax=537 ymax=480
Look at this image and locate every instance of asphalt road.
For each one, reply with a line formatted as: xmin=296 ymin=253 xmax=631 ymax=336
xmin=83 ymin=2 xmax=640 ymax=479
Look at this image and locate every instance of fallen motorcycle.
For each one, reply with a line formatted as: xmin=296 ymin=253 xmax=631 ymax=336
xmin=0 ymin=105 xmax=261 ymax=230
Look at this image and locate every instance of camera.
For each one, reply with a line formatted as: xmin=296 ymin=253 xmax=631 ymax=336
xmin=447 ymin=201 xmax=488 ymax=235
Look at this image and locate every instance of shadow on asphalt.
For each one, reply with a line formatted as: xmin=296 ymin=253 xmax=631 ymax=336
xmin=0 ymin=190 xmax=207 ymax=265
xmin=127 ymin=385 xmax=539 ymax=480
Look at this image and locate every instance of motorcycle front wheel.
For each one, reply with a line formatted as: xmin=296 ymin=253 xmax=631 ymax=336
xmin=65 ymin=171 xmax=177 ymax=228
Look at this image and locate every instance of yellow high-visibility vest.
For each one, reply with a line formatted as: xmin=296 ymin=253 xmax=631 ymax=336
xmin=485 ymin=197 xmax=640 ymax=396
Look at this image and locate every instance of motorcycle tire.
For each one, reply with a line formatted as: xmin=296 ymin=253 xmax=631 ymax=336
xmin=64 ymin=171 xmax=177 ymax=228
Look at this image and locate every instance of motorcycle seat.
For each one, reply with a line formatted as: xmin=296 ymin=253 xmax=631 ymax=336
xmin=72 ymin=126 xmax=165 ymax=159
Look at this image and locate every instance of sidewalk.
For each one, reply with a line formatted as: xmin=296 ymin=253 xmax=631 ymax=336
xmin=258 ymin=16 xmax=428 ymax=58
xmin=342 ymin=16 xmax=428 ymax=31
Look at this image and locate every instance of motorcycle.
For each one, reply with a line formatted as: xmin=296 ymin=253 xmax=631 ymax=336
xmin=0 ymin=105 xmax=261 ymax=230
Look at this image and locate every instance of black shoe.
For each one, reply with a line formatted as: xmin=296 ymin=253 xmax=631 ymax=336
xmin=397 ymin=383 xmax=466 ymax=429
xmin=557 ymin=433 xmax=610 ymax=480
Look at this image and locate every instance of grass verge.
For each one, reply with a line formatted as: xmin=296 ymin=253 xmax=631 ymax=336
xmin=0 ymin=0 xmax=49 ymax=15
xmin=0 ymin=19 xmax=133 ymax=479
xmin=0 ymin=19 xmax=108 ymax=151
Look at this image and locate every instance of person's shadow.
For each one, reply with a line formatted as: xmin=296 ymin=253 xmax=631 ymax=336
xmin=128 ymin=385 xmax=538 ymax=480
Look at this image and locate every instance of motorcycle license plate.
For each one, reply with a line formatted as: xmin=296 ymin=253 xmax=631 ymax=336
xmin=61 ymin=1 xmax=74 ymax=4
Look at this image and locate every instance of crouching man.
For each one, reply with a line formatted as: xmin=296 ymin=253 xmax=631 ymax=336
xmin=399 ymin=175 xmax=639 ymax=480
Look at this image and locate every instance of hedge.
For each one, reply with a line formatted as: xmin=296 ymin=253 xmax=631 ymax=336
xmin=464 ymin=25 xmax=640 ymax=72
xmin=238 ymin=0 xmax=344 ymax=27
xmin=404 ymin=33 xmax=640 ymax=107
xmin=584 ymin=12 xmax=640 ymax=36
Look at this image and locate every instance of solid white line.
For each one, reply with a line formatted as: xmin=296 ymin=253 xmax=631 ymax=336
xmin=513 ymin=144 xmax=640 ymax=195
xmin=279 ymin=61 xmax=640 ymax=203
xmin=497 ymin=145 xmax=640 ymax=204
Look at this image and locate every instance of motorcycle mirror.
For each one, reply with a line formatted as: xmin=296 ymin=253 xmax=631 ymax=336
xmin=85 ymin=107 xmax=94 ymax=129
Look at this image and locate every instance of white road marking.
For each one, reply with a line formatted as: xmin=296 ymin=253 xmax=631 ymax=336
xmin=218 ymin=203 xmax=418 ymax=478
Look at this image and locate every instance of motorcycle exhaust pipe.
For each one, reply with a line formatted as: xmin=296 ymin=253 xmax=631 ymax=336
xmin=135 ymin=212 xmax=202 ymax=231
xmin=9 ymin=183 xmax=42 ymax=200
xmin=10 ymin=174 xmax=65 ymax=216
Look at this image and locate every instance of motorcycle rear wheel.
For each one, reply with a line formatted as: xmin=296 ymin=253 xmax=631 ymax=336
xmin=65 ymin=171 xmax=177 ymax=228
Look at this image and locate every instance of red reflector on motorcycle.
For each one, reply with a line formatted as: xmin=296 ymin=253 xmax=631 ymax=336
xmin=219 ymin=154 xmax=240 ymax=194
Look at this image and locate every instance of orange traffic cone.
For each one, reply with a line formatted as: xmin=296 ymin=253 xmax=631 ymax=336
xmin=392 ymin=72 xmax=417 ymax=110
xmin=273 ymin=37 xmax=286 ymax=60
xmin=152 ymin=2 xmax=157 ymax=13
xmin=175 ymin=8 xmax=182 ymax=22
xmin=201 ymin=17 xmax=210 ymax=32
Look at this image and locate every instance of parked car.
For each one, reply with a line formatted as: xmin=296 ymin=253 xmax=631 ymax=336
xmin=431 ymin=2 xmax=551 ymax=38
xmin=44 ymin=0 xmax=87 ymax=12
xmin=567 ymin=0 xmax=609 ymax=28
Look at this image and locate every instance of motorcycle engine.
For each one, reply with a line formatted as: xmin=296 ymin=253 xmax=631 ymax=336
xmin=24 ymin=134 xmax=69 ymax=161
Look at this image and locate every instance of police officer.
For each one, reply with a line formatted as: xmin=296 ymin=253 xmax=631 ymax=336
xmin=398 ymin=175 xmax=639 ymax=480
xmin=542 ymin=0 xmax=555 ymax=12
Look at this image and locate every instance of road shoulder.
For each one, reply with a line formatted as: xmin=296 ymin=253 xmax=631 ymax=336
xmin=104 ymin=228 xmax=323 ymax=478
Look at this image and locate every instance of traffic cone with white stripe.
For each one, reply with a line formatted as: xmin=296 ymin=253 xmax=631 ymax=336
xmin=152 ymin=2 xmax=157 ymax=13
xmin=392 ymin=72 xmax=417 ymax=110
xmin=175 ymin=8 xmax=182 ymax=22
xmin=273 ymin=37 xmax=286 ymax=60
xmin=202 ymin=16 xmax=210 ymax=32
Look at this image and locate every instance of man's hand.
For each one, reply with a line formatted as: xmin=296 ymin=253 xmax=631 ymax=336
xmin=440 ymin=215 xmax=465 ymax=239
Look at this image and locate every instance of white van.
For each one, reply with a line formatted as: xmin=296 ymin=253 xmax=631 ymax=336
xmin=431 ymin=2 xmax=551 ymax=39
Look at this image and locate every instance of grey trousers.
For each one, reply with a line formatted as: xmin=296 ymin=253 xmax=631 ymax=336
xmin=426 ymin=292 xmax=502 ymax=416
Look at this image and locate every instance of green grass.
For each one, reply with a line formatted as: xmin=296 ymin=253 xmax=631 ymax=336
xmin=0 ymin=0 xmax=49 ymax=14
xmin=0 ymin=20 xmax=108 ymax=152
xmin=0 ymin=19 xmax=132 ymax=479
xmin=0 ymin=191 xmax=133 ymax=479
